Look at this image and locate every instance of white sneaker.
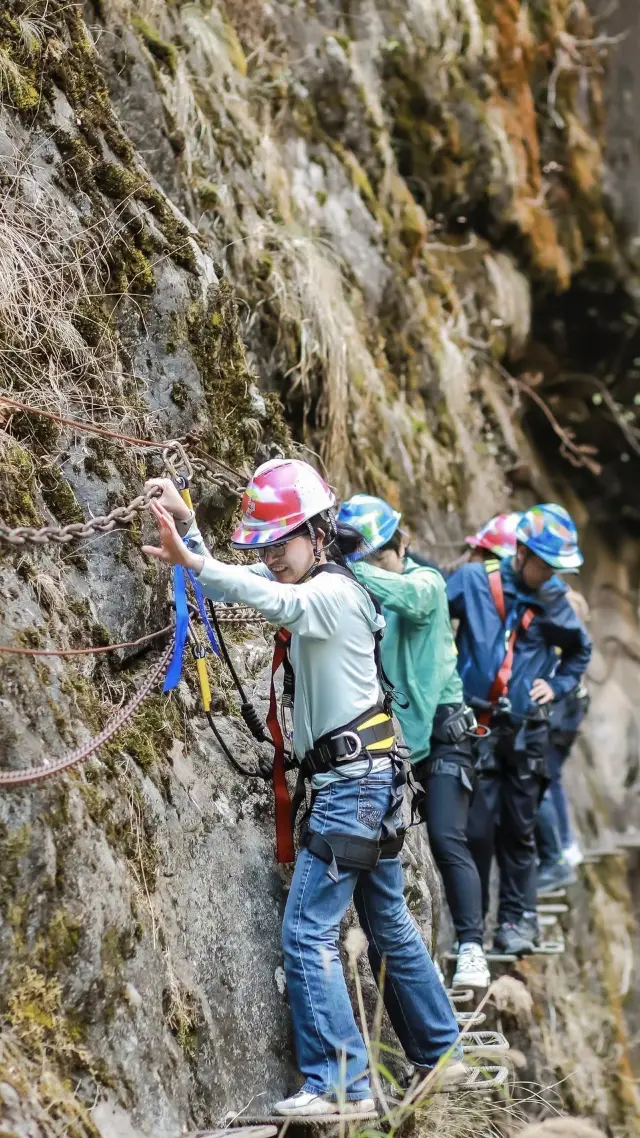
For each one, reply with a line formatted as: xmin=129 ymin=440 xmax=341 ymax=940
xmin=451 ymin=943 xmax=490 ymax=988
xmin=273 ymin=1090 xmax=377 ymax=1117
xmin=563 ymin=841 xmax=584 ymax=868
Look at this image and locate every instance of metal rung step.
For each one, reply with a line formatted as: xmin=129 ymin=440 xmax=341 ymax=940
xmin=582 ymin=847 xmax=618 ymax=862
xmin=204 ymin=1129 xmax=278 ymax=1138
xmin=402 ymin=1064 xmax=511 ymax=1097
xmin=444 ymin=951 xmax=517 ymax=964
xmin=538 ymin=913 xmax=559 ymax=927
xmin=445 ymin=1064 xmax=510 ymax=1093
xmin=228 ymin=1116 xmax=378 ymax=1131
xmin=615 ymin=835 xmax=640 ymax=850
xmin=456 ymin=1010 xmax=486 ymax=1028
xmin=446 ymin=987 xmax=474 ymax=1004
xmin=536 ymin=940 xmax=565 ymax=955
xmin=537 ymin=887 xmax=567 ymax=899
xmin=462 ymin=1031 xmax=509 ymax=1053
xmin=537 ymin=903 xmax=569 ymax=915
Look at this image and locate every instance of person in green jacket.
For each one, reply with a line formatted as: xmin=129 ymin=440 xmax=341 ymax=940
xmin=338 ymin=495 xmax=490 ymax=988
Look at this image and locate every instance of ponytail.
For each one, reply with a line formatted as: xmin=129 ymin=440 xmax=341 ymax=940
xmin=308 ymin=511 xmax=371 ymax=567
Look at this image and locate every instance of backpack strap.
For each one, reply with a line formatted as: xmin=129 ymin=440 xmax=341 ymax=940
xmin=312 ymin=562 xmax=396 ymax=712
xmin=485 ymin=558 xmax=506 ymax=621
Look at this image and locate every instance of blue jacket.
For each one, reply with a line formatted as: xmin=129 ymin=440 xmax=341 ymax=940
xmin=447 ymin=559 xmax=592 ymax=720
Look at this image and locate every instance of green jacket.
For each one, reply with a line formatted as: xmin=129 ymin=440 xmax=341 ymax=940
xmin=354 ymin=556 xmax=463 ymax=762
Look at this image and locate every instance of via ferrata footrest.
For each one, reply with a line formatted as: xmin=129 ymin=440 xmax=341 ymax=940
xmin=462 ymin=1031 xmax=509 ymax=1053
xmin=435 ymin=1064 xmax=510 ymax=1093
xmin=538 ymin=913 xmax=559 ymax=927
xmin=537 ymin=887 xmax=567 ymax=900
xmin=444 ymin=950 xmax=517 ymax=964
xmin=536 ymin=939 xmax=565 ymax=955
xmin=456 ymin=1010 xmax=487 ymax=1028
xmin=227 ymin=1116 xmax=379 ymax=1132
xmin=537 ymin=903 xmax=569 ymax=915
xmin=446 ymin=987 xmax=475 ymax=1004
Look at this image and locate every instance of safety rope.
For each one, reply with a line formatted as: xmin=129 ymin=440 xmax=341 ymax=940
xmin=0 ymin=625 xmax=174 ymax=657
xmin=0 ymin=608 xmax=267 ymax=660
xmin=0 ymin=638 xmax=174 ymax=786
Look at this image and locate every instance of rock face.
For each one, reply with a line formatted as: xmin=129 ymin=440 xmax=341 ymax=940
xmin=0 ymin=1 xmax=639 ymax=1136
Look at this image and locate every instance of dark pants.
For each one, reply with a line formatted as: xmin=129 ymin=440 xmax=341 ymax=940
xmin=467 ymin=724 xmax=548 ymax=926
xmin=417 ymin=735 xmax=484 ymax=946
xmin=546 ymin=735 xmax=576 ymax=850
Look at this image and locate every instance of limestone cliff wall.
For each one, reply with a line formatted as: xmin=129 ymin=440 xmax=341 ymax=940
xmin=0 ymin=1 xmax=639 ymax=1136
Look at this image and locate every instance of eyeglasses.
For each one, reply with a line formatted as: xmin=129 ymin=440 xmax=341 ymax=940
xmin=257 ymin=537 xmax=297 ymax=561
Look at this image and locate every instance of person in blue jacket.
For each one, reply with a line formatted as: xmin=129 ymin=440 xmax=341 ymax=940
xmin=447 ymin=504 xmax=592 ymax=956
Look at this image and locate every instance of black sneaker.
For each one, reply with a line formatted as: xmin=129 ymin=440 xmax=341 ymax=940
xmin=536 ymin=859 xmax=577 ymax=896
xmin=519 ymin=913 xmax=541 ymax=948
xmin=493 ymin=921 xmax=535 ymax=956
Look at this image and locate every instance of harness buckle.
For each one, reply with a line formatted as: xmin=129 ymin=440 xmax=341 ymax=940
xmin=280 ymin=694 xmax=294 ymax=741
xmin=330 ymin=730 xmax=362 ymax=759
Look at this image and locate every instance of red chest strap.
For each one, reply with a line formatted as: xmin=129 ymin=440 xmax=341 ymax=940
xmin=479 ymin=563 xmax=536 ymax=726
xmin=266 ymin=629 xmax=295 ymax=864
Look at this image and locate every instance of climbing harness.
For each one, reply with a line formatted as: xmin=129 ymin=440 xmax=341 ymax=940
xmin=264 ymin=561 xmax=400 ymax=866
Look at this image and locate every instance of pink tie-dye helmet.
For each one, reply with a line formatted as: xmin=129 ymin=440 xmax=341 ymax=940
xmin=465 ymin=512 xmax=523 ymax=560
xmin=231 ymin=458 xmax=336 ymax=548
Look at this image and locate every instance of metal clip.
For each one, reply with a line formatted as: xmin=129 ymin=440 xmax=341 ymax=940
xmin=280 ymin=695 xmax=294 ymax=741
xmin=330 ymin=730 xmax=362 ymax=759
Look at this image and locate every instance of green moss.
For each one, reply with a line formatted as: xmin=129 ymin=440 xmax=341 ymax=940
xmin=132 ymin=15 xmax=178 ymax=78
xmin=38 ymin=911 xmax=81 ymax=971
xmin=0 ymin=823 xmax=31 ymax=909
xmin=170 ymin=380 xmax=189 ymax=408
xmin=0 ymin=443 xmax=40 ymax=527
xmin=39 ymin=467 xmax=84 ymax=526
xmin=105 ymin=693 xmax=182 ymax=774
xmin=197 ymin=181 xmax=219 ymax=210
xmin=84 ymin=438 xmax=111 ymax=480
xmin=94 ymin=161 xmax=140 ymax=199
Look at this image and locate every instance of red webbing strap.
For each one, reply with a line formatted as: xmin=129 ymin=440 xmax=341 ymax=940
xmin=479 ymin=566 xmax=536 ymax=725
xmin=486 ymin=562 xmax=506 ymax=621
xmin=267 ymin=629 xmax=295 ymax=864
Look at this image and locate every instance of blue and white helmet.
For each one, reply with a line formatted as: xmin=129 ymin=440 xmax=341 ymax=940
xmin=337 ymin=494 xmax=402 ymax=561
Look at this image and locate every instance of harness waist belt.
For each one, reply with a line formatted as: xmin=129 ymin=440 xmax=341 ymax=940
xmin=301 ymin=825 xmax=406 ymax=882
xmin=304 ymin=706 xmax=395 ymax=774
xmin=431 ymin=703 xmax=477 ymax=745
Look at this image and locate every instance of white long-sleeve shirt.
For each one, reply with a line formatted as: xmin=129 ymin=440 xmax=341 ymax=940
xmin=185 ymin=521 xmax=390 ymax=780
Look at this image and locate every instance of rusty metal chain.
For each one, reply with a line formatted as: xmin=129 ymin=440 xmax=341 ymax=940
xmin=211 ymin=604 xmax=269 ymax=625
xmin=190 ymin=457 xmax=245 ymax=499
xmin=0 ymin=637 xmax=174 ymax=786
xmin=0 ymin=484 xmax=164 ymax=547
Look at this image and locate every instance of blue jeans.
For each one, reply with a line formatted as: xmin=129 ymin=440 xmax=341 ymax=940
xmin=282 ymin=768 xmax=460 ymax=1100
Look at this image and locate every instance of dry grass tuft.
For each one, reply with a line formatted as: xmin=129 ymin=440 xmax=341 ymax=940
xmin=490 ymin=974 xmax=534 ymax=1023
xmin=514 ymin=1120 xmax=606 ymax=1138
